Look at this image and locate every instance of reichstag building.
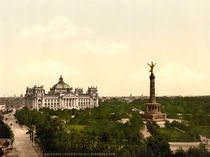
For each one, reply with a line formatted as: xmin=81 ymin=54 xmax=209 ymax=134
xmin=25 ymin=76 xmax=98 ymax=110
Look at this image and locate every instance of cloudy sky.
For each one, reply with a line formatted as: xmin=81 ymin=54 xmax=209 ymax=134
xmin=0 ymin=0 xmax=210 ymax=97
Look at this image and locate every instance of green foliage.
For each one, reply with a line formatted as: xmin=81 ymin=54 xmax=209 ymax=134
xmin=130 ymin=96 xmax=210 ymax=138
xmin=15 ymin=99 xmax=146 ymax=156
xmin=0 ymin=120 xmax=14 ymax=143
xmin=146 ymin=122 xmax=172 ymax=157
xmin=145 ymin=122 xmax=209 ymax=156
xmin=158 ymin=128 xmax=200 ymax=142
xmin=146 ymin=122 xmax=160 ymax=137
xmin=165 ymin=120 xmax=173 ymax=129
xmin=170 ymin=121 xmax=188 ymax=131
xmin=187 ymin=144 xmax=209 ymax=157
xmin=15 ymin=97 xmax=210 ymax=156
xmin=151 ymin=120 xmax=200 ymax=142
xmin=129 ymin=98 xmax=147 ymax=111
xmin=174 ymin=148 xmax=187 ymax=157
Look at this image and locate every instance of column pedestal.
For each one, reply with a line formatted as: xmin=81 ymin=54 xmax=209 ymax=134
xmin=141 ymin=72 xmax=167 ymax=121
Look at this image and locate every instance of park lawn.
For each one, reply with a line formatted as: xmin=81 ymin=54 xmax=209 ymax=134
xmin=157 ymin=128 xmax=200 ymax=142
xmin=68 ymin=125 xmax=86 ymax=131
xmin=193 ymin=125 xmax=210 ymax=138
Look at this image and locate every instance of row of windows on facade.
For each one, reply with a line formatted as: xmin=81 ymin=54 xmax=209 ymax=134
xmin=42 ymin=101 xmax=91 ymax=107
xmin=35 ymin=90 xmax=44 ymax=93
xmin=41 ymin=104 xmax=89 ymax=109
xmin=64 ymin=98 xmax=90 ymax=102
xmin=43 ymin=98 xmax=90 ymax=102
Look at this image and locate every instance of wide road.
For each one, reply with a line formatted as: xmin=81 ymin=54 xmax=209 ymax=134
xmin=4 ymin=110 xmax=39 ymax=157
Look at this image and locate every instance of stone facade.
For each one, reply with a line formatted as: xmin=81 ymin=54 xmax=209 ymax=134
xmin=142 ymin=63 xmax=167 ymax=121
xmin=25 ymin=76 xmax=99 ymax=110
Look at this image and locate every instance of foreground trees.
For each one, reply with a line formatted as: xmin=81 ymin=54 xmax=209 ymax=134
xmin=15 ymin=100 xmax=147 ymax=156
xmin=0 ymin=120 xmax=14 ymax=144
xmin=15 ymin=98 xmax=210 ymax=157
xmin=173 ymin=144 xmax=209 ymax=157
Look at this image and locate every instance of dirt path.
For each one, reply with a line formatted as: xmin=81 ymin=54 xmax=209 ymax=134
xmin=141 ymin=123 xmax=151 ymax=138
xmin=4 ymin=111 xmax=39 ymax=157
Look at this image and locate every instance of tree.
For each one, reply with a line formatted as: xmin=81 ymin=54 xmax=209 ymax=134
xmin=146 ymin=135 xmax=171 ymax=157
xmin=0 ymin=120 xmax=14 ymax=144
xmin=174 ymin=148 xmax=187 ymax=157
xmin=187 ymin=144 xmax=209 ymax=157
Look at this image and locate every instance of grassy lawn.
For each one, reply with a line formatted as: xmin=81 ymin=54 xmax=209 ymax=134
xmin=158 ymin=128 xmax=200 ymax=142
xmin=68 ymin=125 xmax=86 ymax=131
xmin=193 ymin=126 xmax=210 ymax=138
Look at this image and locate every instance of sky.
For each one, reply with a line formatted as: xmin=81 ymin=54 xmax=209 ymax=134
xmin=0 ymin=0 xmax=210 ymax=97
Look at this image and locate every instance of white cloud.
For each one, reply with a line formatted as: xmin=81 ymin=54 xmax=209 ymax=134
xmin=19 ymin=16 xmax=88 ymax=41
xmin=125 ymin=71 xmax=146 ymax=80
xmin=126 ymin=61 xmax=207 ymax=82
xmin=159 ymin=61 xmax=207 ymax=82
xmin=72 ymin=41 xmax=132 ymax=56
xmin=18 ymin=16 xmax=131 ymax=56
xmin=15 ymin=60 xmax=84 ymax=77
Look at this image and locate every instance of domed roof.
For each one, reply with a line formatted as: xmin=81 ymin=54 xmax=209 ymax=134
xmin=51 ymin=75 xmax=71 ymax=89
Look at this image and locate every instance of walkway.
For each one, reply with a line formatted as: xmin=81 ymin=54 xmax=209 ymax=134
xmin=3 ymin=110 xmax=39 ymax=157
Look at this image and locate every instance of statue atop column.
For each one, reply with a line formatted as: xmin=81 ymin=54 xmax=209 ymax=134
xmin=148 ymin=61 xmax=156 ymax=73
xmin=141 ymin=62 xmax=167 ymax=121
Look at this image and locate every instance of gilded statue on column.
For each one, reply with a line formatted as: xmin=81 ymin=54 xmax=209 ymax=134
xmin=148 ymin=61 xmax=156 ymax=73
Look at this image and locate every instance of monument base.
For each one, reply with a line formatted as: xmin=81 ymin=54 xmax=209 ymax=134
xmin=141 ymin=112 xmax=167 ymax=122
xmin=141 ymin=103 xmax=167 ymax=122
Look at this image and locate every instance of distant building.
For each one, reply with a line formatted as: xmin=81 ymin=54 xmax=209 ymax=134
xmin=0 ymin=104 xmax=6 ymax=112
xmin=25 ymin=76 xmax=99 ymax=110
xmin=100 ymin=96 xmax=148 ymax=103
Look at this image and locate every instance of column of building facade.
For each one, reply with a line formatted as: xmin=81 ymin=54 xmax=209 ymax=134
xmin=68 ymin=98 xmax=70 ymax=109
xmin=59 ymin=96 xmax=62 ymax=109
xmin=75 ymin=98 xmax=78 ymax=109
xmin=36 ymin=98 xmax=38 ymax=110
xmin=72 ymin=98 xmax=74 ymax=108
xmin=42 ymin=98 xmax=45 ymax=108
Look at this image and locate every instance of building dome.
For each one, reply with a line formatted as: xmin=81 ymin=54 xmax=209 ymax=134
xmin=51 ymin=75 xmax=71 ymax=90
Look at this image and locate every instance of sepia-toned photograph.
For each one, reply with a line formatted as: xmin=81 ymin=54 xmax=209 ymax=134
xmin=0 ymin=1 xmax=210 ymax=156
